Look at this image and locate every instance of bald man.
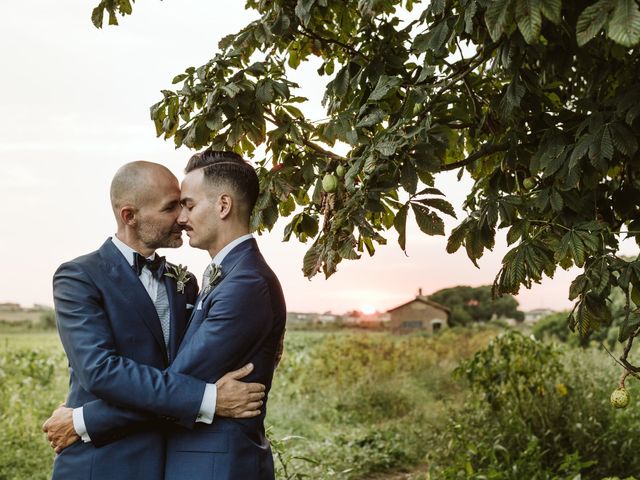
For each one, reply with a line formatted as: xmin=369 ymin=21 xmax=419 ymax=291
xmin=45 ymin=162 xmax=265 ymax=480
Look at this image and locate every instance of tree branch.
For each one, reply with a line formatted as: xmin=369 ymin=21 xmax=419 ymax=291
xmin=265 ymin=109 xmax=348 ymax=162
xmin=302 ymin=139 xmax=347 ymax=161
xmin=298 ymin=25 xmax=362 ymax=58
xmin=439 ymin=143 xmax=509 ymax=171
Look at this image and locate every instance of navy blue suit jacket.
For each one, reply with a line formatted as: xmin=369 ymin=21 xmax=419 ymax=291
xmin=51 ymin=239 xmax=203 ymax=480
xmin=164 ymin=238 xmax=286 ymax=480
xmin=58 ymin=238 xmax=286 ymax=480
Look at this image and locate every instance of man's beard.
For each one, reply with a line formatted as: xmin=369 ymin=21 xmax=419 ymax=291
xmin=138 ymin=224 xmax=183 ymax=249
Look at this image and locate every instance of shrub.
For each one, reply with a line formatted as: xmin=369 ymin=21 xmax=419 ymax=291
xmin=429 ymin=332 xmax=640 ymax=479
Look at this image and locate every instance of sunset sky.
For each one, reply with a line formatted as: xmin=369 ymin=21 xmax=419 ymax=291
xmin=1 ymin=0 xmax=632 ymax=315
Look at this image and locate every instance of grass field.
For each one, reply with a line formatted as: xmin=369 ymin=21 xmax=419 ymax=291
xmin=2 ymin=327 xmax=640 ymax=479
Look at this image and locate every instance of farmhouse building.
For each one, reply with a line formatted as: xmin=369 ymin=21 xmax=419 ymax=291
xmin=386 ymin=290 xmax=450 ymax=333
xmin=524 ymin=308 xmax=555 ymax=324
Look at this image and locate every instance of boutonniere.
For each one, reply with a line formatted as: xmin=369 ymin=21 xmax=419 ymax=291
xmin=164 ymin=264 xmax=191 ymax=294
xmin=202 ymin=263 xmax=223 ymax=296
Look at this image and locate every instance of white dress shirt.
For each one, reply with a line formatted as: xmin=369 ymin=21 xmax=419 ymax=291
xmin=72 ymin=235 xmax=217 ymax=442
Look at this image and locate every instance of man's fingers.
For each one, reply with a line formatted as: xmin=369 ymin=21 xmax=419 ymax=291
xmin=238 ymin=409 xmax=261 ymax=418
xmin=247 ymin=392 xmax=265 ymax=402
xmin=246 ymin=400 xmax=263 ymax=410
xmin=244 ymin=382 xmax=266 ymax=393
xmin=224 ymin=363 xmax=254 ymax=380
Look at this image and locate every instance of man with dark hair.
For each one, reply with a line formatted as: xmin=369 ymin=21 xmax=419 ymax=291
xmin=44 ymin=153 xmax=286 ymax=479
xmin=164 ymin=150 xmax=285 ymax=479
xmin=184 ymin=150 xmax=260 ymax=216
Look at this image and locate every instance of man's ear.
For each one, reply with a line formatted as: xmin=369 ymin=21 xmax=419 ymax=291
xmin=219 ymin=193 xmax=233 ymax=219
xmin=120 ymin=206 xmax=136 ymax=226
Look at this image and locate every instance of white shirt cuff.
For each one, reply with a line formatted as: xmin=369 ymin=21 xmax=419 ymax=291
xmin=72 ymin=407 xmax=92 ymax=443
xmin=196 ymin=383 xmax=217 ymax=424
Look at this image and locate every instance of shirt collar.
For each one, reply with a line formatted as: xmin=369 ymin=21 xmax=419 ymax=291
xmin=211 ymin=233 xmax=253 ymax=266
xmin=111 ymin=234 xmax=156 ymax=267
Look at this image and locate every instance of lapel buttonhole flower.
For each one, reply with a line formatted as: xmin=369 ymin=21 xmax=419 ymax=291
xmin=164 ymin=264 xmax=191 ymax=294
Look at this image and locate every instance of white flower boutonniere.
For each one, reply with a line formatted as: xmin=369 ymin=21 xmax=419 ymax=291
xmin=164 ymin=264 xmax=191 ymax=294
xmin=202 ymin=263 xmax=223 ymax=296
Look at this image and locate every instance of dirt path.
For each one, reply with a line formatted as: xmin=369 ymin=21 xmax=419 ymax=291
xmin=361 ymin=465 xmax=429 ymax=480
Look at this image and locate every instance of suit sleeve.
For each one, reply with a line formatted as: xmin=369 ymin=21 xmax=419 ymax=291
xmin=54 ymin=261 xmax=206 ymax=430
xmin=168 ymin=272 xmax=273 ymax=383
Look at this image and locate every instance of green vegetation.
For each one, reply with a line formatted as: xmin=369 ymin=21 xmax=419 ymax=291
xmin=429 ymin=285 xmax=524 ymax=326
xmin=0 ymin=308 xmax=55 ymax=332
xmin=3 ymin=328 xmax=640 ymax=479
xmin=437 ymin=332 xmax=640 ymax=479
xmin=0 ymin=336 xmax=64 ymax=480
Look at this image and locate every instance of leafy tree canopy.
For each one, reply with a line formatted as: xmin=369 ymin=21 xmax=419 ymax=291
xmin=92 ymin=0 xmax=640 ymax=365
xmin=430 ymin=284 xmax=524 ymax=325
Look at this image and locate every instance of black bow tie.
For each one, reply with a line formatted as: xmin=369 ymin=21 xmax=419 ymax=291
xmin=133 ymin=252 xmax=165 ymax=278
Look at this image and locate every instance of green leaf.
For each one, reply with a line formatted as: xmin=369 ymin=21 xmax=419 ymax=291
xmin=375 ymin=141 xmax=397 ymax=156
xmin=516 ymin=0 xmax=542 ymax=44
xmin=619 ymin=312 xmax=640 ymax=342
xmin=330 ymin=66 xmax=350 ymax=98
xmin=256 ymin=79 xmax=275 ymax=104
xmin=394 ymin=205 xmax=409 ymax=251
xmin=400 ymin=160 xmax=418 ymax=194
xmin=569 ymin=274 xmax=588 ymax=300
xmin=172 ymin=73 xmax=189 ymax=85
xmin=485 ymin=0 xmax=515 ymax=42
xmin=607 ymin=0 xmax=640 ymax=47
xmin=294 ymin=0 xmax=316 ymax=26
xmin=302 ymin=241 xmax=323 ymax=277
xmin=464 ymin=1 xmax=479 ymax=33
xmin=91 ymin=5 xmax=105 ymax=28
xmin=632 ymin=284 xmax=640 ymax=306
xmin=412 ymin=204 xmax=445 ymax=235
xmin=568 ymin=232 xmax=586 ymax=267
xmin=338 ymin=241 xmax=360 ymax=260
xmin=413 ymin=20 xmax=451 ymax=53
xmin=588 ymin=125 xmax=614 ymax=169
xmin=356 ymin=109 xmax=385 ymax=128
xmin=447 ymin=223 xmax=468 ymax=254
xmin=506 ymin=219 xmax=528 ymax=245
xmin=550 ymin=189 xmax=563 ymax=212
xmin=540 ymin=0 xmax=561 ymax=24
xmin=576 ymin=0 xmax=614 ymax=47
xmin=499 ymin=75 xmax=526 ymax=118
xmin=569 ymin=134 xmax=592 ymax=169
xmin=221 ymin=83 xmax=242 ymax=98
xmin=415 ymin=197 xmax=456 ymax=218
xmin=610 ymin=122 xmax=639 ymax=156
xmin=368 ymin=75 xmax=402 ymax=102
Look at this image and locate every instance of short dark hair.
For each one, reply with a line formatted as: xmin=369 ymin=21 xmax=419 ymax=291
xmin=185 ymin=150 xmax=260 ymax=218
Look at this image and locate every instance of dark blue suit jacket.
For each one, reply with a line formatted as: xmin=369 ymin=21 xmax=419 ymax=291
xmin=51 ymin=239 xmax=203 ymax=480
xmin=164 ymin=238 xmax=286 ymax=480
xmin=58 ymin=239 xmax=286 ymax=480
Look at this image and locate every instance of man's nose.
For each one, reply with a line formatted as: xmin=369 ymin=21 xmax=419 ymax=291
xmin=177 ymin=208 xmax=187 ymax=224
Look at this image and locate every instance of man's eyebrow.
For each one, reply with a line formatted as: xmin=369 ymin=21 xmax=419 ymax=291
xmin=180 ymin=197 xmax=193 ymax=206
xmin=162 ymin=199 xmax=180 ymax=209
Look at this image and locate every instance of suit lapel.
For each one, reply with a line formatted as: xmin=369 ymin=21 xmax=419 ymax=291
xmin=179 ymin=239 xmax=259 ymax=350
xmin=99 ymin=239 xmax=168 ymax=361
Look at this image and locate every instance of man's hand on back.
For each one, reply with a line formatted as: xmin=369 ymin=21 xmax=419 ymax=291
xmin=215 ymin=363 xmax=265 ymax=418
xmin=42 ymin=404 xmax=80 ymax=453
